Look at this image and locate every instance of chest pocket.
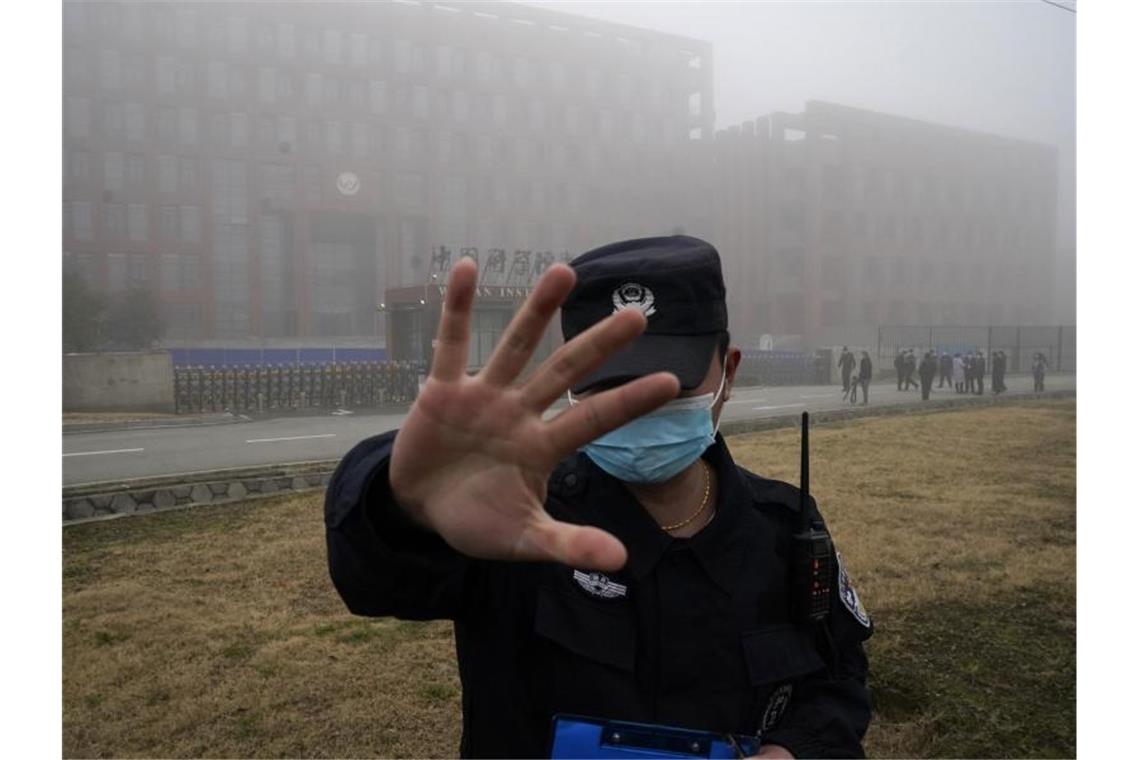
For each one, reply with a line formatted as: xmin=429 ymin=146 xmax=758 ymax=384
xmin=741 ymin=624 xmax=825 ymax=685
xmin=534 ymin=587 xmax=636 ymax=672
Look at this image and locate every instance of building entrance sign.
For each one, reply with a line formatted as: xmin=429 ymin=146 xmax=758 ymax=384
xmin=336 ymin=172 xmax=360 ymax=196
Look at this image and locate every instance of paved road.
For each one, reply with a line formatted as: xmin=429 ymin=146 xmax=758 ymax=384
xmin=62 ymin=373 xmax=1075 ymax=486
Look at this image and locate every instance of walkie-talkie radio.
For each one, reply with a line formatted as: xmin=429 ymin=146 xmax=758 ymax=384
xmin=790 ymin=412 xmax=833 ymax=624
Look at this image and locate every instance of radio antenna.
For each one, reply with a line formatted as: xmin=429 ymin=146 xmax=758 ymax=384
xmin=800 ymin=411 xmax=810 ymax=530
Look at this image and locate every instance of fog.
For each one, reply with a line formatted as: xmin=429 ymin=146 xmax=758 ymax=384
xmin=62 ymin=0 xmax=1075 ymax=362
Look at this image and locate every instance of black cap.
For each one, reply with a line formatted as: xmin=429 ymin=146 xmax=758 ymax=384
xmin=561 ymin=235 xmax=727 ymax=394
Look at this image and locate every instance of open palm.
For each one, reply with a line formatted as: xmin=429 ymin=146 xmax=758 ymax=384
xmin=389 ymin=258 xmax=678 ymax=571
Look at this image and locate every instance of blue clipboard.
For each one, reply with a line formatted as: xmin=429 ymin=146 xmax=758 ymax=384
xmin=549 ymin=714 xmax=760 ymax=759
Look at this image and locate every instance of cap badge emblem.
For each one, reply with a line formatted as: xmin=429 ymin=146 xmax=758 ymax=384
xmin=612 ymin=282 xmax=657 ymax=317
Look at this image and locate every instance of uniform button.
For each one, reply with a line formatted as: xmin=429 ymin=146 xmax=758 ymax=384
xmin=563 ymin=473 xmax=578 ymax=488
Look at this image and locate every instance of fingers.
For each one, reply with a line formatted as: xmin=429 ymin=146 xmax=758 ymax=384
xmin=429 ymin=258 xmax=478 ymax=382
xmin=544 ymin=372 xmax=680 ymax=457
xmin=518 ymin=307 xmax=649 ymax=411
xmin=479 ymin=264 xmax=577 ymax=388
xmin=519 ymin=517 xmax=628 ymax=572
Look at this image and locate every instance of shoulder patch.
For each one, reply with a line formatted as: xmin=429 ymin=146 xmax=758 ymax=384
xmin=836 ymin=552 xmax=871 ymax=628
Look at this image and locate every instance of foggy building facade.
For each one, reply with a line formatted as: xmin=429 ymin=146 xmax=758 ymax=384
xmin=712 ymin=100 xmax=1059 ymax=349
xmin=62 ymin=1 xmax=713 ymax=343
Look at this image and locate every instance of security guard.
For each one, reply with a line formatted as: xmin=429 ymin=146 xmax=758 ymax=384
xmin=325 ymin=237 xmax=872 ymax=758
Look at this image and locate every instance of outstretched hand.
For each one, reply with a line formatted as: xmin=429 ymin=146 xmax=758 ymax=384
xmin=389 ymin=258 xmax=679 ymax=571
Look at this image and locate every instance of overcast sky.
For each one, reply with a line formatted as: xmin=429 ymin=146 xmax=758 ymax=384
xmin=522 ymin=1 xmax=1075 ymax=148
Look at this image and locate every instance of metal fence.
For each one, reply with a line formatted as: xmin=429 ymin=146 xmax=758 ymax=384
xmin=173 ymin=361 xmax=420 ymax=414
xmin=877 ymin=325 xmax=1076 ymax=373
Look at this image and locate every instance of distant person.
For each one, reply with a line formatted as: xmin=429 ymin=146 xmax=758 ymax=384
xmin=938 ymin=352 xmax=953 ymax=388
xmin=953 ymin=353 xmax=965 ymax=393
xmin=894 ymin=350 xmax=905 ymax=390
xmin=838 ymin=346 xmax=857 ymax=395
xmin=1033 ymin=352 xmax=1050 ymax=393
xmin=974 ymin=351 xmax=986 ymax=395
xmin=903 ymin=349 xmax=920 ymax=391
xmin=964 ymin=353 xmax=975 ymax=394
xmin=919 ymin=350 xmax=938 ymax=400
xmin=991 ymin=351 xmax=1006 ymax=394
xmin=858 ymin=350 xmax=873 ymax=405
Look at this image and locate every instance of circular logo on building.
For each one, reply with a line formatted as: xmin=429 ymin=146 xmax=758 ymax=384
xmin=336 ymin=171 xmax=361 ymax=196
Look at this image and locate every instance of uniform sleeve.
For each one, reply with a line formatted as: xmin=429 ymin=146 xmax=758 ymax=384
xmin=324 ymin=430 xmax=469 ymax=621
xmin=762 ymin=539 xmax=873 ymax=759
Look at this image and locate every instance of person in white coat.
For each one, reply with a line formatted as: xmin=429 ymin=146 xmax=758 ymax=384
xmin=952 ymin=353 xmax=965 ymax=393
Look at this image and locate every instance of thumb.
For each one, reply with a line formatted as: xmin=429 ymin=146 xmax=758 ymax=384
xmin=519 ymin=517 xmax=628 ymax=572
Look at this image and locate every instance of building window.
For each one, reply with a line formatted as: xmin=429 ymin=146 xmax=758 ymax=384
xmin=156 ymin=57 xmax=176 ymax=95
xmin=323 ymin=77 xmax=340 ymax=107
xmin=104 ymin=152 xmax=125 ymax=192
xmin=129 ymin=254 xmax=150 ymax=288
xmin=513 ymin=57 xmax=532 ymax=87
xmin=277 ymin=23 xmax=295 ymax=59
xmin=158 ymin=155 xmax=178 ymax=193
xmin=125 ymin=102 xmax=146 ymax=142
xmin=180 ymin=205 xmax=201 ymax=243
xmin=261 ymin=163 xmax=295 ymax=202
xmin=103 ymin=103 xmax=125 ymax=139
xmin=103 ymin=202 xmax=126 ymax=239
xmin=306 ymin=73 xmax=322 ymax=107
xmin=476 ymin=51 xmax=496 ymax=84
xmin=529 ymin=99 xmax=545 ymax=131
xmin=325 ymin=121 xmax=343 ymax=155
xmin=412 ymin=85 xmax=429 ymax=119
xmin=176 ymin=9 xmax=197 ymax=48
xmin=369 ymin=81 xmax=386 ymax=114
xmin=161 ymin=254 xmax=200 ymax=291
xmin=492 ymin=95 xmax=507 ymax=128
xmin=158 ymin=107 xmax=177 ymax=143
xmin=65 ymin=97 xmax=91 ymax=139
xmin=324 ymin=29 xmax=342 ymax=64
xmin=227 ymin=16 xmax=247 ymax=54
xmin=69 ymin=201 xmax=94 ymax=241
xmin=394 ymin=39 xmax=411 ymax=74
xmin=351 ymin=122 xmax=369 ymax=157
xmin=207 ymin=61 xmax=227 ymax=98
xmin=159 ymin=205 xmax=179 ymax=240
xmin=452 ymin=91 xmax=469 ymax=124
xmin=277 ymin=116 xmax=297 ymax=148
xmin=231 ymin=113 xmax=248 ymax=149
xmin=176 ymin=62 xmax=196 ymax=95
xmin=127 ymin=204 xmax=148 ymax=242
xmin=350 ymin=33 xmax=367 ymax=67
xmin=258 ymin=67 xmax=276 ymax=104
xmin=99 ymin=49 xmax=121 ymax=90
xmin=178 ymin=108 xmax=198 ymax=145
xmin=107 ymin=253 xmax=128 ymax=293
xmin=179 ymin=157 xmax=197 ymax=192
xmin=66 ymin=150 xmax=91 ymax=186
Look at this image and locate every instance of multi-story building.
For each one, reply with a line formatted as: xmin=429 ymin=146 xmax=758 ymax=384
xmin=712 ymin=100 xmax=1059 ymax=349
xmin=62 ymin=0 xmax=714 ymax=345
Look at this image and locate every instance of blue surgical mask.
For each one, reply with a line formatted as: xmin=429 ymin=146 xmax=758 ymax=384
xmin=570 ymin=369 xmax=726 ymax=484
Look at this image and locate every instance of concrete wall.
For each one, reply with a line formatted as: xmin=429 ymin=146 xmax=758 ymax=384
xmin=63 ymin=352 xmax=175 ymax=412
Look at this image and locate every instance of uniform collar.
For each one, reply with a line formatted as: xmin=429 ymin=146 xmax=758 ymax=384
xmin=572 ymin=434 xmax=753 ymax=594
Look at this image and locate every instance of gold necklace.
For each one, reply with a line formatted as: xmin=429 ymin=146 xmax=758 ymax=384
xmin=660 ymin=460 xmax=711 ymax=532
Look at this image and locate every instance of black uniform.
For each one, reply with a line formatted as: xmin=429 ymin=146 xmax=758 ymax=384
xmin=326 ymin=431 xmax=874 ymax=758
xmin=839 ymin=350 xmax=856 ymax=393
xmin=918 ymin=352 xmax=937 ymax=400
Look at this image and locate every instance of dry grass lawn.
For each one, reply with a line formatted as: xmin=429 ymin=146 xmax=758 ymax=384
xmin=63 ymin=398 xmax=1075 ymax=758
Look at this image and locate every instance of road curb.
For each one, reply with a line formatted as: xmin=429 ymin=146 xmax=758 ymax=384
xmin=63 ymin=414 xmax=250 ymax=435
xmin=720 ymin=389 xmax=1076 ymax=436
xmin=62 ymin=390 xmax=1075 ymax=525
